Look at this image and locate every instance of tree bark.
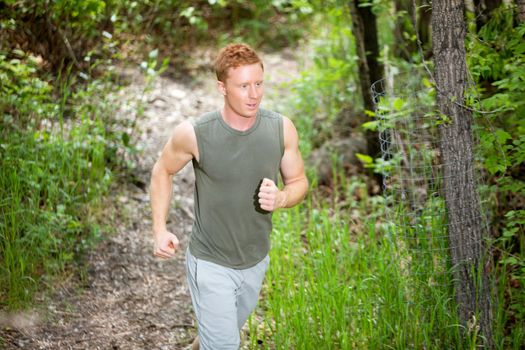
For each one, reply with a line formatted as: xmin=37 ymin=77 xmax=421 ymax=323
xmin=359 ymin=3 xmax=382 ymax=92
xmin=391 ymin=0 xmax=431 ymax=59
xmin=473 ymin=0 xmax=502 ymax=30
xmin=517 ymin=0 xmax=525 ymax=23
xmin=431 ymin=0 xmax=493 ymax=347
xmin=348 ymin=0 xmax=383 ymax=160
xmin=417 ymin=0 xmax=432 ymax=57
xmin=392 ymin=0 xmax=413 ymax=61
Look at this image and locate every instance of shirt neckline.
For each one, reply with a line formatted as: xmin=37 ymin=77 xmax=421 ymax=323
xmin=216 ymin=109 xmax=261 ymax=136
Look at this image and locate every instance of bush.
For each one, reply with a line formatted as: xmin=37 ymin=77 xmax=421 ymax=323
xmin=0 ymin=51 xmax=124 ymax=309
xmin=467 ymin=7 xmax=525 ymax=346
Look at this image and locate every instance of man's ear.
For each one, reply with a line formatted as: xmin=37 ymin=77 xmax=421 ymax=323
xmin=217 ymin=80 xmax=226 ymax=96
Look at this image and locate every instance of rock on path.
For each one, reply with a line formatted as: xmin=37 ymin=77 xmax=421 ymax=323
xmin=0 ymin=48 xmax=300 ymax=350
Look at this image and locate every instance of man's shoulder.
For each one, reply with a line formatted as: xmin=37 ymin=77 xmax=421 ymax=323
xmin=259 ymin=108 xmax=284 ymax=121
xmin=191 ymin=110 xmax=220 ymax=127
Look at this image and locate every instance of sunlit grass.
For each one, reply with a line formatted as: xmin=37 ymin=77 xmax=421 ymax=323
xmin=0 ymin=116 xmax=111 ymax=309
xmin=247 ymin=175 xmax=495 ymax=349
xmin=0 ymin=60 xmax=125 ymax=309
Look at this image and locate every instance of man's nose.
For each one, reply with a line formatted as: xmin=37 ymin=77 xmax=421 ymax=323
xmin=248 ymin=85 xmax=259 ymax=98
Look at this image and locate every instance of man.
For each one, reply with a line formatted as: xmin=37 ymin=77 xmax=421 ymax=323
xmin=150 ymin=43 xmax=308 ymax=350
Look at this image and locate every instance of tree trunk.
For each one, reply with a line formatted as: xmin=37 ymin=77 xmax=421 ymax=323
xmin=417 ymin=0 xmax=432 ymax=57
xmin=431 ymin=0 xmax=493 ymax=347
xmin=392 ymin=0 xmax=413 ymax=60
xmin=348 ymin=0 xmax=383 ymax=160
xmin=473 ymin=0 xmax=502 ymax=30
xmin=391 ymin=0 xmax=432 ymax=58
xmin=359 ymin=3 xmax=382 ymax=93
xmin=517 ymin=0 xmax=525 ymax=23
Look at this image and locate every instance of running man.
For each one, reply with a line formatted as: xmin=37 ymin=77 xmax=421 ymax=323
xmin=150 ymin=43 xmax=308 ymax=349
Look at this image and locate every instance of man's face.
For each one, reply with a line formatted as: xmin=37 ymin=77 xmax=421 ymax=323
xmin=218 ymin=63 xmax=264 ymax=118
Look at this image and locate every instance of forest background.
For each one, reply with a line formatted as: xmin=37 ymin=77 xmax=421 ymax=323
xmin=0 ymin=0 xmax=524 ymax=349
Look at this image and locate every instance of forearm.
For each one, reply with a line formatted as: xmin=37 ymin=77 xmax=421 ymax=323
xmin=277 ymin=177 xmax=308 ymax=209
xmin=150 ymin=162 xmax=174 ymax=234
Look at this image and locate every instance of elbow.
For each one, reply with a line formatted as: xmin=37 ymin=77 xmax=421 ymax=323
xmin=151 ymin=161 xmax=162 ymax=182
xmin=302 ymin=177 xmax=309 ymax=200
xmin=151 ymin=161 xmax=172 ymax=185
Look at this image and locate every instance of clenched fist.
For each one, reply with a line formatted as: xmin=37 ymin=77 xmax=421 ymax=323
xmin=153 ymin=230 xmax=179 ymax=259
xmin=258 ymin=178 xmax=285 ymax=212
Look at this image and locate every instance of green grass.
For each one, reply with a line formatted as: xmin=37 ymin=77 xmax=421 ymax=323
xmin=247 ymin=177 xmax=501 ymax=349
xmin=0 ymin=53 xmax=128 ymax=309
xmin=0 ymin=116 xmax=111 ymax=308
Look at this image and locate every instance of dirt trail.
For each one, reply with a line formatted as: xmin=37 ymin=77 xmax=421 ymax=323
xmin=1 ymin=48 xmax=300 ymax=350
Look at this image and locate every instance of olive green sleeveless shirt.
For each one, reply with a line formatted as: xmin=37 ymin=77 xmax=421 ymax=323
xmin=188 ymin=108 xmax=284 ymax=269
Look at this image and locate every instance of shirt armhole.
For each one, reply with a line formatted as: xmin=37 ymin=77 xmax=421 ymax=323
xmin=191 ymin=120 xmax=204 ymax=168
xmin=278 ymin=115 xmax=285 ymax=158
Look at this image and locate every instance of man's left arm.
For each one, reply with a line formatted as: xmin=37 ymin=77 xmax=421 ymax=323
xmin=258 ymin=117 xmax=308 ymax=211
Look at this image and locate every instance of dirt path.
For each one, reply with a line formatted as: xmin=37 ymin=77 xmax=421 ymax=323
xmin=1 ymin=48 xmax=300 ymax=350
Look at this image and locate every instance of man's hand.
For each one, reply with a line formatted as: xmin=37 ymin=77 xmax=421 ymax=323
xmin=153 ymin=230 xmax=179 ymax=259
xmin=258 ymin=178 xmax=286 ymax=212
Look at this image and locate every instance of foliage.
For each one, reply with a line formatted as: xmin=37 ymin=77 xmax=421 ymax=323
xmin=1 ymin=0 xmax=523 ymax=347
xmin=0 ymin=0 xmax=311 ymax=312
xmin=274 ymin=2 xmax=523 ymax=347
xmin=0 ymin=0 xmax=108 ymax=70
xmin=0 ymin=52 xmax=56 ymax=127
xmin=467 ymin=6 xmax=525 ymax=346
xmin=0 ymin=0 xmax=311 ymax=75
xmin=0 ymin=50 xmax=131 ymax=309
xmin=248 ymin=179 xmax=490 ymax=349
xmin=285 ymin=5 xmax=359 ymax=156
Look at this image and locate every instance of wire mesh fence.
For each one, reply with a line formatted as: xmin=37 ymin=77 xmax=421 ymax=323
xmin=371 ymin=70 xmax=493 ymax=304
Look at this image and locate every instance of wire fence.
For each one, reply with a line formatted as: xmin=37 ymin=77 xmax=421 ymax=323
xmin=371 ymin=70 xmax=493 ymax=299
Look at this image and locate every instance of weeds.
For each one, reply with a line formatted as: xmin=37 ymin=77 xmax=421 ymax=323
xmin=246 ymin=178 xmax=502 ymax=349
xmin=0 ymin=52 xmax=127 ymax=309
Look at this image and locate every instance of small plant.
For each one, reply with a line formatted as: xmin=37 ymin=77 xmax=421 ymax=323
xmin=0 ymin=50 xmax=129 ymax=309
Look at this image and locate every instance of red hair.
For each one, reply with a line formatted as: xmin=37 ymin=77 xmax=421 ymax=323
xmin=214 ymin=43 xmax=263 ymax=82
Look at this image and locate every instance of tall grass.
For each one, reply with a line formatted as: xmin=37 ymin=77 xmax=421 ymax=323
xmin=0 ymin=117 xmax=111 ymax=308
xmin=242 ymin=8 xmax=518 ymax=347
xmin=247 ymin=173 xmax=501 ymax=349
xmin=0 ymin=54 xmax=127 ymax=309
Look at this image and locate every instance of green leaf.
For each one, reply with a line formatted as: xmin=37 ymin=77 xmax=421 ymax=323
xmin=180 ymin=7 xmax=195 ymax=18
xmin=501 ymin=256 xmax=518 ymax=265
xmin=495 ymin=128 xmax=511 ymax=144
xmin=393 ymin=98 xmax=404 ymax=111
xmin=364 ymin=109 xmax=375 ymax=117
xmin=148 ymin=49 xmax=158 ymax=59
xmin=121 ymin=132 xmax=130 ymax=147
xmin=362 ymin=120 xmax=379 ymax=131
xmin=503 ymin=227 xmax=518 ymax=237
xmin=422 ymin=78 xmax=433 ymax=88
xmin=505 ymin=210 xmax=517 ymax=219
xmin=356 ymin=153 xmax=373 ymax=165
xmin=436 ymin=113 xmax=451 ymax=125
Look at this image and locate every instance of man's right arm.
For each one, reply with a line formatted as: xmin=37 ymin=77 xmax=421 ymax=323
xmin=150 ymin=121 xmax=198 ymax=259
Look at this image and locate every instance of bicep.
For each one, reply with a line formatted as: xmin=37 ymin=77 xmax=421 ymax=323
xmin=280 ymin=117 xmax=306 ymax=185
xmin=156 ymin=121 xmax=197 ymax=175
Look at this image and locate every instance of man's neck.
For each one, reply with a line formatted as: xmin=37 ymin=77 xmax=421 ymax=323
xmin=220 ymin=107 xmax=257 ymax=131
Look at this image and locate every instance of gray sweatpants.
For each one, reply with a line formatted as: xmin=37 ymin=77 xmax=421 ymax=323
xmin=185 ymin=248 xmax=270 ymax=350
